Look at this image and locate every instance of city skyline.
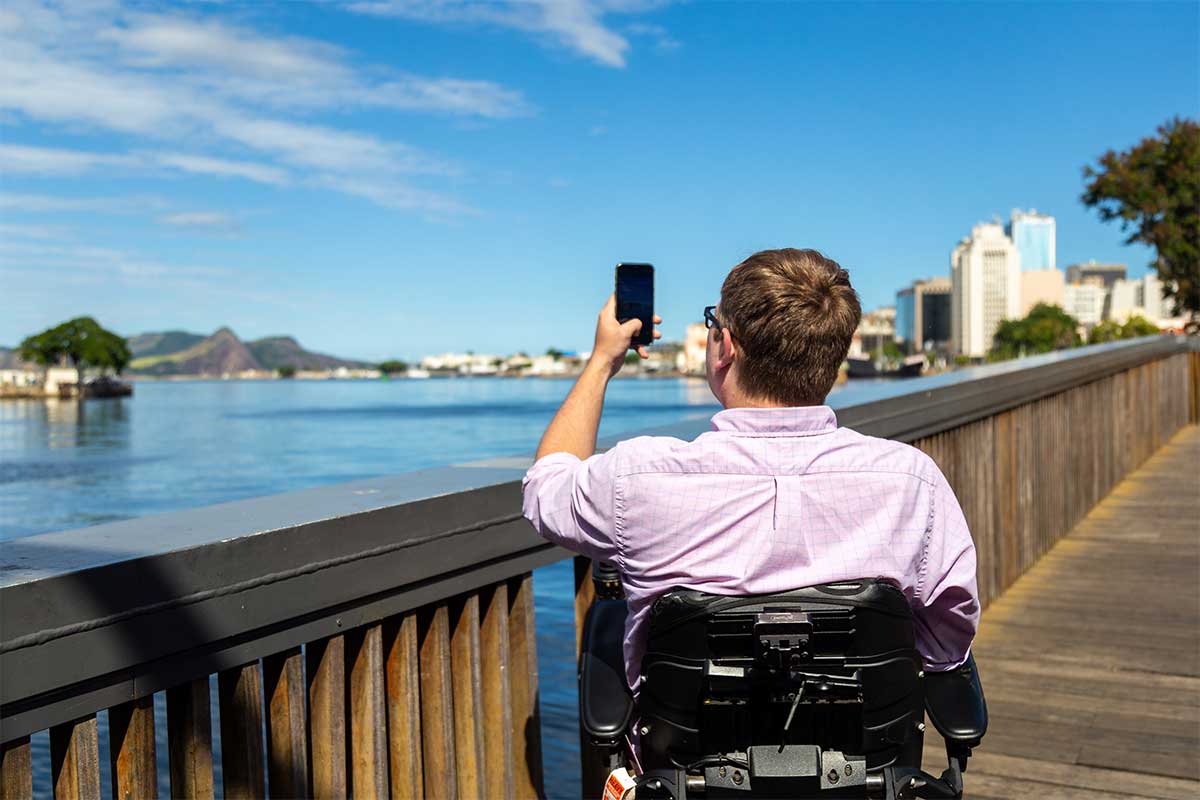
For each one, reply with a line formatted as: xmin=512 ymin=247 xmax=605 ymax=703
xmin=2 ymin=1 xmax=1196 ymax=361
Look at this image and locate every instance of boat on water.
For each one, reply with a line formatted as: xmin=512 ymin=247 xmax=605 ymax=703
xmin=846 ymin=353 xmax=926 ymax=379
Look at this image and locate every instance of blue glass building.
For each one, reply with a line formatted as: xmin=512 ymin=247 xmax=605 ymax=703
xmin=1008 ymin=209 xmax=1056 ymax=271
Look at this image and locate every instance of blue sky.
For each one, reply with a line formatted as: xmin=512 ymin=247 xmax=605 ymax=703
xmin=2 ymin=0 xmax=1197 ymax=361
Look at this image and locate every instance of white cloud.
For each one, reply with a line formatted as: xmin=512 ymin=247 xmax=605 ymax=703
xmin=351 ymin=0 xmax=675 ymax=68
xmin=0 ymin=143 xmax=135 ymax=175
xmin=314 ymin=175 xmax=474 ymax=216
xmin=151 ymin=152 xmax=291 ymax=186
xmin=0 ymin=1 xmax=530 ymax=214
xmin=0 ymin=193 xmax=168 ymax=214
xmin=158 ymin=211 xmax=240 ymax=233
xmin=0 ymin=222 xmax=68 ymax=239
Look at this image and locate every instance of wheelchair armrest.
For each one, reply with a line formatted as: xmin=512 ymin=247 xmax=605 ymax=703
xmin=579 ymin=598 xmax=634 ymax=744
xmin=924 ymin=652 xmax=988 ymax=749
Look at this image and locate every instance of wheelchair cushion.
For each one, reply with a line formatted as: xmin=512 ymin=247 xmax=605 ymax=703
xmin=924 ymin=652 xmax=987 ymax=747
xmin=579 ymin=598 xmax=634 ymax=743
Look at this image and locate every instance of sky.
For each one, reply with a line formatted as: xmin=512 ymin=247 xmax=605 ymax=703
xmin=1 ymin=0 xmax=1197 ymax=362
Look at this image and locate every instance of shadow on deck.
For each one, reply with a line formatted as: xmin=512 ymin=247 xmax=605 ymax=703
xmin=925 ymin=425 xmax=1200 ymax=799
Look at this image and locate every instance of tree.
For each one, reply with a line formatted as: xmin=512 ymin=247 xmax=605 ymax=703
xmin=19 ymin=317 xmax=131 ymax=374
xmin=1081 ymin=118 xmax=1200 ymax=328
xmin=277 ymin=365 xmax=297 ymax=379
xmin=1121 ymin=315 xmax=1160 ymax=338
xmin=377 ymin=360 xmax=408 ymax=375
xmin=1089 ymin=315 xmax=1160 ymax=345
xmin=990 ymin=303 xmax=1081 ymax=361
xmin=1088 ymin=320 xmax=1124 ymax=345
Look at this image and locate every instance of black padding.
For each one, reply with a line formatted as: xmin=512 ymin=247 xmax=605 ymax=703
xmin=924 ymin=652 xmax=988 ymax=746
xmin=579 ymin=598 xmax=634 ymax=743
xmin=638 ymin=579 xmax=928 ymax=773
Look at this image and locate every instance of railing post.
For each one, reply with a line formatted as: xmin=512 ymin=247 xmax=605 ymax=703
xmin=384 ymin=614 xmax=424 ymax=798
xmin=263 ymin=648 xmax=309 ymax=799
xmin=108 ymin=695 xmax=157 ymax=799
xmin=49 ymin=716 xmax=100 ymax=800
xmin=166 ymin=679 xmax=214 ymax=800
xmin=0 ymin=737 xmax=32 ymax=800
xmin=574 ymin=557 xmax=611 ymax=797
xmin=507 ymin=574 xmax=544 ymax=799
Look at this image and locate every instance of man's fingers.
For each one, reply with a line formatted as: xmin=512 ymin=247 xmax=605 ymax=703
xmin=653 ymin=328 xmax=662 ymax=340
xmin=653 ymin=315 xmax=663 ymax=324
xmin=620 ymin=318 xmax=643 ymax=334
xmin=637 ymin=345 xmax=649 ymax=359
xmin=601 ymin=294 xmax=617 ymax=317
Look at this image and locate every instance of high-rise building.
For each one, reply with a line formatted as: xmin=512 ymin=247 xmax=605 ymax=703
xmin=1064 ymin=282 xmax=1107 ymax=326
xmin=951 ymin=223 xmax=1021 ymax=358
xmin=1066 ymin=261 xmax=1126 ymax=289
xmin=1108 ymin=274 xmax=1171 ymax=324
xmin=920 ymin=280 xmax=953 ymax=352
xmin=1007 ymin=209 xmax=1056 ymax=271
xmin=897 ymin=277 xmax=952 ymax=353
xmin=1020 ymin=268 xmax=1065 ymax=316
xmin=895 ymin=287 xmax=915 ymax=348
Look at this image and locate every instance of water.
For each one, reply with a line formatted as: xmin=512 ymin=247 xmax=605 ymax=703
xmin=1 ymin=377 xmax=722 ymax=798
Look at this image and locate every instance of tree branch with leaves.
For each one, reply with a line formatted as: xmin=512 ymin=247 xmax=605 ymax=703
xmin=1081 ymin=117 xmax=1200 ymax=330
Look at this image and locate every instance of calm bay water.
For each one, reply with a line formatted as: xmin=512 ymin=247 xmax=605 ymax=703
xmin=1 ymin=377 xmax=723 ymax=798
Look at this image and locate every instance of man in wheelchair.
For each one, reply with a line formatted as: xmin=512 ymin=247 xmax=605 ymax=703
xmin=523 ymin=250 xmax=987 ymax=798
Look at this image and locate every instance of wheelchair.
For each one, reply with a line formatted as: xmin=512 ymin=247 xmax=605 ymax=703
xmin=578 ymin=562 xmax=988 ymax=799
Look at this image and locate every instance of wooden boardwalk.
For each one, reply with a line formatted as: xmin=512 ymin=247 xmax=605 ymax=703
xmin=923 ymin=425 xmax=1200 ymax=799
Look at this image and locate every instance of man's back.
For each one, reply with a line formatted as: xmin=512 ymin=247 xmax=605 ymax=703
xmin=522 ymin=405 xmax=980 ymax=691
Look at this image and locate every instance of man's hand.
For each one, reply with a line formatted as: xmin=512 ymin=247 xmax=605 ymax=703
xmin=589 ymin=294 xmax=663 ymax=377
xmin=534 ymin=294 xmax=664 ymax=461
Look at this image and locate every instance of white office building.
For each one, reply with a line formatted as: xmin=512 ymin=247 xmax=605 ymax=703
xmin=1108 ymin=273 xmax=1172 ymax=324
xmin=1008 ymin=209 xmax=1056 ymax=271
xmin=1064 ymin=282 xmax=1107 ymax=326
xmin=951 ymin=223 xmax=1021 ymax=358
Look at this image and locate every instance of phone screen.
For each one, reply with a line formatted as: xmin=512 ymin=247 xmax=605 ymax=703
xmin=615 ymin=263 xmax=654 ymax=347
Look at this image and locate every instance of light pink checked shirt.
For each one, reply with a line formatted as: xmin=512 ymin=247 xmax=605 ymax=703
xmin=522 ymin=405 xmax=980 ymax=692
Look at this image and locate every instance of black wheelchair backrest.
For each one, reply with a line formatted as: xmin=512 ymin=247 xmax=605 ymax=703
xmin=637 ymin=579 xmax=926 ymax=774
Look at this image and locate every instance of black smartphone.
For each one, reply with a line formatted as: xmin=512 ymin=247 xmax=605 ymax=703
xmin=615 ymin=263 xmax=655 ymax=348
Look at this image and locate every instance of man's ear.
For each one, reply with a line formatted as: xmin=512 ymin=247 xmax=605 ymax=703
xmin=718 ymin=328 xmax=737 ymax=367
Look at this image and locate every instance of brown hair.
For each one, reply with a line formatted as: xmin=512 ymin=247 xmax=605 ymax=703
xmin=719 ymin=248 xmax=861 ymax=406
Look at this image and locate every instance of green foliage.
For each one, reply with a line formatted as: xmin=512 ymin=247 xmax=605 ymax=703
xmin=623 ymin=351 xmax=641 ymax=365
xmin=990 ymin=303 xmax=1081 ymax=361
xmin=1087 ymin=320 xmax=1123 ymax=345
xmin=277 ymin=365 xmax=297 ymax=378
xmin=1088 ymin=315 xmax=1160 ymax=345
xmin=377 ymin=360 xmax=408 ymax=375
xmin=1082 ymin=117 xmax=1200 ymax=323
xmin=546 ymin=348 xmax=564 ymax=359
xmin=881 ymin=340 xmax=903 ymax=360
xmin=19 ymin=317 xmax=131 ymax=373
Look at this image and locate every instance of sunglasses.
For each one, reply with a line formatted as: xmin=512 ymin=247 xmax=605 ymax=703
xmin=703 ymin=305 xmax=723 ymax=331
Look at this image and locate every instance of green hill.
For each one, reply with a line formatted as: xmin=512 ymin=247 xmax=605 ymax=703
xmin=126 ymin=328 xmax=369 ymax=376
xmin=128 ymin=331 xmax=207 ymax=360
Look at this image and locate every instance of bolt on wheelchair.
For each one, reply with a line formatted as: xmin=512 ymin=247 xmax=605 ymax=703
xmin=579 ymin=562 xmax=987 ymax=799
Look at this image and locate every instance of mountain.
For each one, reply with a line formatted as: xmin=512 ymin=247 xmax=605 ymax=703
xmin=246 ymin=336 xmax=369 ymax=371
xmin=126 ymin=328 xmax=368 ymax=376
xmin=128 ymin=331 xmax=207 ymax=360
xmin=0 ymin=346 xmax=28 ymax=369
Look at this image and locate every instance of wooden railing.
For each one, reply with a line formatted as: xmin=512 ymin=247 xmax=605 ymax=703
xmin=2 ymin=336 xmax=1196 ymax=799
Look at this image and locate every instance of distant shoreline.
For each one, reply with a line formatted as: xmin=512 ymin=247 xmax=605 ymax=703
xmin=124 ymin=372 xmax=703 ymax=382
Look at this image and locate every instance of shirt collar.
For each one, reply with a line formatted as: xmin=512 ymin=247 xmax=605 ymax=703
xmin=710 ymin=405 xmax=838 ymax=436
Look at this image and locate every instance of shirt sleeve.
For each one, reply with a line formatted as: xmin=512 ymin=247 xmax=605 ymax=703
xmin=521 ymin=448 xmax=621 ymax=564
xmin=914 ymin=465 xmax=980 ymax=671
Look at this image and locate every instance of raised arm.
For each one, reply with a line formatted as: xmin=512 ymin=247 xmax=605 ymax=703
xmin=535 ymin=295 xmax=660 ymax=461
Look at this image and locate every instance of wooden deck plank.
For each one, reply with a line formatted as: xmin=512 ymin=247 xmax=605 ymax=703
xmin=930 ymin=426 xmax=1200 ymax=796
